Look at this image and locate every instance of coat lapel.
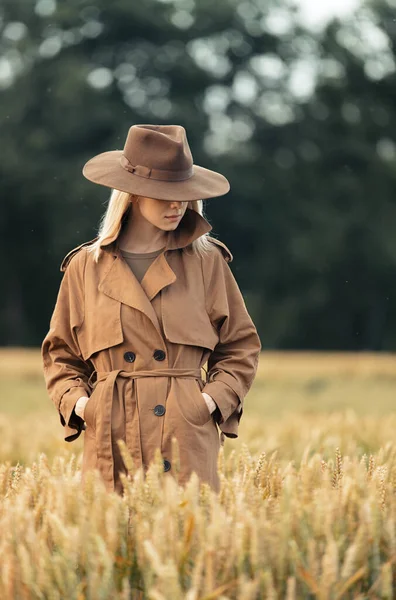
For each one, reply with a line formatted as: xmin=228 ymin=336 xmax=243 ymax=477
xmin=140 ymin=252 xmax=176 ymax=301
xmin=98 ymin=252 xmax=164 ymax=337
xmin=97 ymin=208 xmax=212 ymax=336
xmin=139 ymin=209 xmax=212 ymax=301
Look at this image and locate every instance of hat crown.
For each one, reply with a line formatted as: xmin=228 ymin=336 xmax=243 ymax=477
xmin=82 ymin=122 xmax=230 ymax=201
xmin=123 ymin=124 xmax=193 ymax=172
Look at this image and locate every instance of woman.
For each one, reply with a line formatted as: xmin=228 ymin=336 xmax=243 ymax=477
xmin=41 ymin=124 xmax=261 ymax=495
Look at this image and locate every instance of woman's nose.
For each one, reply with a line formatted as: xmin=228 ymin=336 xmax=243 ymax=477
xmin=169 ymin=200 xmax=186 ymax=209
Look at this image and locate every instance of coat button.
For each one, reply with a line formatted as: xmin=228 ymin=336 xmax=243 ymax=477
xmin=163 ymin=459 xmax=171 ymax=472
xmin=124 ymin=351 xmax=136 ymax=363
xmin=154 ymin=404 xmax=166 ymax=416
xmin=153 ymin=349 xmax=166 ymax=361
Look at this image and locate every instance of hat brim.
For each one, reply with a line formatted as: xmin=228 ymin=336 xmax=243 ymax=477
xmin=82 ymin=150 xmax=230 ymax=201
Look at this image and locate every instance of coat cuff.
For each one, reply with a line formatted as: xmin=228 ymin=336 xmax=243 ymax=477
xmin=59 ymin=385 xmax=88 ymax=442
xmin=202 ymin=379 xmax=240 ymax=425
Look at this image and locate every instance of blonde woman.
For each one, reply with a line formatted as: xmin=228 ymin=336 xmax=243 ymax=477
xmin=41 ymin=124 xmax=261 ymax=495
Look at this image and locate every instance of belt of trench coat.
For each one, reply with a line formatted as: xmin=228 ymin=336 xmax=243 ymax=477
xmin=86 ymin=366 xmax=222 ymax=490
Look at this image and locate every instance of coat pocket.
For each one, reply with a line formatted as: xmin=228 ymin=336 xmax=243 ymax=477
xmin=83 ymin=377 xmax=107 ymax=432
xmin=178 ymin=379 xmax=213 ymax=427
xmin=83 ymin=391 xmax=97 ymax=431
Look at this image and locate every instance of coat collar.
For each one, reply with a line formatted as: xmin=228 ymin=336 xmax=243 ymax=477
xmin=97 ymin=208 xmax=212 ymax=338
xmin=104 ymin=208 xmax=212 ymax=256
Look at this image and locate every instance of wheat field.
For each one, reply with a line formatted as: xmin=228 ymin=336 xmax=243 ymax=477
xmin=1 ymin=348 xmax=396 ymax=598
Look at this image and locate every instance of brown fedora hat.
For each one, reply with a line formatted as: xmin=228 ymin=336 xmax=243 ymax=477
xmin=82 ymin=124 xmax=230 ymax=201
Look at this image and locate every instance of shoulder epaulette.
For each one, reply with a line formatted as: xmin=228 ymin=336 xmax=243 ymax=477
xmin=207 ymin=236 xmax=233 ymax=263
xmin=60 ymin=237 xmax=98 ymax=272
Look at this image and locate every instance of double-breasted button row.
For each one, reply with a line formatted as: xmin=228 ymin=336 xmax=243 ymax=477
xmin=123 ymin=349 xmax=166 ymax=363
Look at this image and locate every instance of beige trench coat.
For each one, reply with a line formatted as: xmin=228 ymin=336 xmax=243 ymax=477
xmin=41 ymin=209 xmax=261 ymax=494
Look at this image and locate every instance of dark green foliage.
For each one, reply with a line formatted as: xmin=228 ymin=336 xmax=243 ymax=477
xmin=1 ymin=0 xmax=395 ymax=349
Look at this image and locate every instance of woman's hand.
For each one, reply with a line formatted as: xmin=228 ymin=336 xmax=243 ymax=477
xmin=76 ymin=394 xmax=216 ymax=420
xmin=202 ymin=392 xmax=217 ymax=414
xmin=74 ymin=396 xmax=90 ymax=420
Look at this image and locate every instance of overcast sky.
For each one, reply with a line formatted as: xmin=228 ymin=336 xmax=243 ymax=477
xmin=295 ymin=0 xmax=361 ymax=29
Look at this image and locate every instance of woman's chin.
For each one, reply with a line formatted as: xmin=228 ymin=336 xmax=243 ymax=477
xmin=161 ymin=221 xmax=180 ymax=230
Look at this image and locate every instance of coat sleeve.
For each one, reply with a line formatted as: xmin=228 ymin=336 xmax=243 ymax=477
xmin=41 ymin=248 xmax=93 ymax=442
xmin=201 ymin=241 xmax=261 ymax=438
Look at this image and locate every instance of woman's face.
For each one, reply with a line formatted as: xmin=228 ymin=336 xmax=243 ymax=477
xmin=133 ymin=196 xmax=188 ymax=231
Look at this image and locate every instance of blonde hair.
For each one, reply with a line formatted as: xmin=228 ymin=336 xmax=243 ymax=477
xmin=86 ymin=189 xmax=215 ymax=262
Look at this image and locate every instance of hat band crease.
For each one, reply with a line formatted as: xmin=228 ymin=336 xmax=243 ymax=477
xmin=120 ymin=155 xmax=193 ymax=182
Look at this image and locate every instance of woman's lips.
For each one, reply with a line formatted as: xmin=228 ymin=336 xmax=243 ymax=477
xmin=165 ymin=215 xmax=181 ymax=220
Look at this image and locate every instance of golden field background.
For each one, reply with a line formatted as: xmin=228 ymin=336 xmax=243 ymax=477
xmin=1 ymin=348 xmax=396 ymax=598
xmin=2 ymin=348 xmax=396 ymax=464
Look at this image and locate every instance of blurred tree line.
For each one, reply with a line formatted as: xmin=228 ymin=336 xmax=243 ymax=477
xmin=1 ymin=0 xmax=396 ymax=350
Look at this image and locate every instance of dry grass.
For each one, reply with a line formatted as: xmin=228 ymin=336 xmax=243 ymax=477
xmin=256 ymin=350 xmax=396 ymax=379
xmin=1 ymin=429 xmax=396 ymax=598
xmin=1 ymin=348 xmax=396 ymax=598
